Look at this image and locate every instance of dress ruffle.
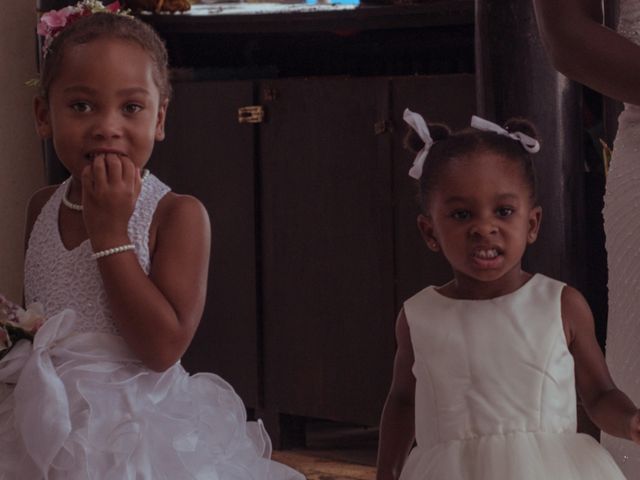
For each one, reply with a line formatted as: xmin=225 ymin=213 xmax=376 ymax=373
xmin=400 ymin=431 xmax=625 ymax=480
xmin=0 ymin=310 xmax=302 ymax=480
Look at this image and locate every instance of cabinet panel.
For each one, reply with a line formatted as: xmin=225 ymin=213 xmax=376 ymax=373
xmin=148 ymin=80 xmax=259 ymax=407
xmin=259 ymin=78 xmax=396 ymax=425
xmin=391 ymin=75 xmax=477 ymax=305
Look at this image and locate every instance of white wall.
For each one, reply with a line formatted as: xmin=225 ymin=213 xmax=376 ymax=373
xmin=0 ymin=3 xmax=45 ymax=301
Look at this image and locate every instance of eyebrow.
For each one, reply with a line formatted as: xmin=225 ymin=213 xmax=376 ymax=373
xmin=444 ymin=193 xmax=520 ymax=205
xmin=62 ymin=86 xmax=151 ymax=96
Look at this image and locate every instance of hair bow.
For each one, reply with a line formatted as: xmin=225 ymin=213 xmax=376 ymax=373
xmin=403 ymin=108 xmax=434 ymax=180
xmin=470 ymin=116 xmax=540 ymax=153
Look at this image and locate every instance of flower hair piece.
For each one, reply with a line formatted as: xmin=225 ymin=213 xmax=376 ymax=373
xmin=37 ymin=0 xmax=132 ymax=58
xmin=470 ymin=115 xmax=540 ymax=153
xmin=403 ymin=108 xmax=434 ymax=180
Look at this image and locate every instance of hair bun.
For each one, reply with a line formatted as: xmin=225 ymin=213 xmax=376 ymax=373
xmin=403 ymin=122 xmax=451 ymax=154
xmin=428 ymin=123 xmax=451 ymax=142
xmin=504 ymin=118 xmax=538 ymax=140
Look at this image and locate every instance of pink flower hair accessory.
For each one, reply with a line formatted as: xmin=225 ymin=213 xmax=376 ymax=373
xmin=37 ymin=0 xmax=131 ymax=57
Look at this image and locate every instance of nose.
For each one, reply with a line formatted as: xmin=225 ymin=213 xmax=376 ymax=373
xmin=90 ymin=109 xmax=123 ymax=139
xmin=469 ymin=217 xmax=498 ymax=238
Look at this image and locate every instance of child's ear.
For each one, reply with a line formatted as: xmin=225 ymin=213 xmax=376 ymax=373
xmin=155 ymin=98 xmax=169 ymax=141
xmin=417 ymin=213 xmax=440 ymax=252
xmin=33 ymin=96 xmax=52 ymax=139
xmin=527 ymin=205 xmax=542 ymax=244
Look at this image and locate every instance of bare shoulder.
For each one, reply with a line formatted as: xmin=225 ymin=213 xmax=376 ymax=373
xmin=152 ymin=192 xmax=210 ymax=248
xmin=27 ymin=184 xmax=58 ymax=215
xmin=561 ymin=284 xmax=591 ymax=317
xmin=560 ymin=284 xmax=595 ymax=346
xmin=155 ymin=192 xmax=209 ymax=227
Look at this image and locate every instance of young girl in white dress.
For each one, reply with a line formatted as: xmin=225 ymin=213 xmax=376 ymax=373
xmin=375 ymin=109 xmax=640 ymax=479
xmin=534 ymin=1 xmax=640 ymax=474
xmin=0 ymin=2 xmax=303 ymax=478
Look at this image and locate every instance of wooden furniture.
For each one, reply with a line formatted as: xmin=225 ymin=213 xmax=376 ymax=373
xmin=143 ymin=2 xmax=476 ymax=445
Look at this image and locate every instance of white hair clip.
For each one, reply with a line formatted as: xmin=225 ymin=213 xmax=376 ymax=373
xmin=470 ymin=115 xmax=540 ymax=153
xmin=403 ymin=108 xmax=434 ymax=180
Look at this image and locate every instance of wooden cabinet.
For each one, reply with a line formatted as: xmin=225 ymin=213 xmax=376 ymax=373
xmin=149 ymin=81 xmax=260 ymax=407
xmin=259 ymin=77 xmax=396 ymax=425
xmin=148 ymin=74 xmax=475 ymax=436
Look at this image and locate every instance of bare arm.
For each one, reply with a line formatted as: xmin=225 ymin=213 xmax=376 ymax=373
xmin=376 ymin=308 xmax=417 ymax=480
xmin=83 ymin=155 xmax=211 ymax=372
xmin=533 ymin=0 xmax=640 ymax=105
xmin=562 ymin=286 xmax=640 ymax=442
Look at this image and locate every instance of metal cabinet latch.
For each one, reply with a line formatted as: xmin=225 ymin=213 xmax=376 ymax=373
xmin=374 ymin=120 xmax=392 ymax=135
xmin=238 ymin=106 xmax=265 ymax=124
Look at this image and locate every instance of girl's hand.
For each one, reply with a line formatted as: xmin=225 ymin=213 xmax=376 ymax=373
xmin=81 ymin=153 xmax=142 ymax=250
xmin=630 ymin=411 xmax=640 ymax=444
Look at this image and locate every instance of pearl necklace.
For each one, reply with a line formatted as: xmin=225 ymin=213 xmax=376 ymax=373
xmin=62 ymin=169 xmax=150 ymax=212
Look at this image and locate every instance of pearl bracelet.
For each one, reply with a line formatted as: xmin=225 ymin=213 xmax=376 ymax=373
xmin=91 ymin=244 xmax=135 ymax=260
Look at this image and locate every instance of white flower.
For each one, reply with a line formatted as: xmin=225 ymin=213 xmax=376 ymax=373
xmin=12 ymin=303 xmax=45 ymax=334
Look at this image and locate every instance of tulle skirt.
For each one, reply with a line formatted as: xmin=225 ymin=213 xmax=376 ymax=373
xmin=399 ymin=431 xmax=626 ymax=479
xmin=0 ymin=309 xmax=303 ymax=480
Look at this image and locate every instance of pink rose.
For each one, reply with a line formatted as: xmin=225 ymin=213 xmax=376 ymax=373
xmin=37 ymin=6 xmax=78 ymax=36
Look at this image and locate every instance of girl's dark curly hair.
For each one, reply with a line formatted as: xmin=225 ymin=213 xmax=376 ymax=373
xmin=39 ymin=12 xmax=171 ymax=101
xmin=404 ymin=116 xmax=539 ymax=209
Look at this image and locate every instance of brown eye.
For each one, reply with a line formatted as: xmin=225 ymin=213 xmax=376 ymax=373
xmin=451 ymin=210 xmax=471 ymax=221
xmin=71 ymin=102 xmax=91 ymax=113
xmin=496 ymin=207 xmax=514 ymax=217
xmin=123 ymin=103 xmax=143 ymax=114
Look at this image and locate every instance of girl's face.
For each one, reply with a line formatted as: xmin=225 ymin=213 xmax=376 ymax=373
xmin=34 ymin=37 xmax=167 ymax=180
xmin=418 ymin=152 xmax=541 ymax=299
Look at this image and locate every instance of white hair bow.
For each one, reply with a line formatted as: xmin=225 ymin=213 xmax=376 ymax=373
xmin=403 ymin=108 xmax=434 ymax=180
xmin=470 ymin=115 xmax=540 ymax=153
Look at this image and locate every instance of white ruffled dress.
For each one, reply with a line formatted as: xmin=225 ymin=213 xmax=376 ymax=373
xmin=400 ymin=274 xmax=627 ymax=479
xmin=0 ymin=174 xmax=303 ymax=480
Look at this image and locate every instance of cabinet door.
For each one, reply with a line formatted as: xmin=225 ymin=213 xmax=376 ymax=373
xmin=391 ymin=75 xmax=477 ymax=305
xmin=259 ymin=78 xmax=396 ymax=426
xmin=148 ymin=80 xmax=259 ymax=408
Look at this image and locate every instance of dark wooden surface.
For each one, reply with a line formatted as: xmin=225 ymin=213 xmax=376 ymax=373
xmin=259 ymin=77 xmax=396 ymax=425
xmin=254 ymin=74 xmax=476 ymax=431
xmin=149 ymin=80 xmax=261 ymax=407
xmin=391 ymin=74 xmax=476 ymax=304
xmin=140 ymin=3 xmax=474 ymax=78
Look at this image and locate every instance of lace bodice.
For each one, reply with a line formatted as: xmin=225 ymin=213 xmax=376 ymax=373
xmin=24 ymin=173 xmax=170 ymax=334
xmin=619 ymin=0 xmax=640 ymax=46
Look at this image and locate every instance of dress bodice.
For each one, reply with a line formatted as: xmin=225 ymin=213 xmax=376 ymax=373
xmin=619 ymin=0 xmax=640 ymax=46
xmin=404 ymin=274 xmax=576 ymax=450
xmin=24 ymin=173 xmax=170 ymax=334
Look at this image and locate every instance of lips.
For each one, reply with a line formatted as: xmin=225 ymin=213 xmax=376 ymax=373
xmin=472 ymin=248 xmax=500 ymax=259
xmin=471 ymin=246 xmax=504 ymax=269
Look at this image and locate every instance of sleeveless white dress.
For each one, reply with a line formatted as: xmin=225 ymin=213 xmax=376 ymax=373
xmin=400 ymin=274 xmax=626 ymax=479
xmin=601 ymin=0 xmax=640 ymax=475
xmin=0 ymin=174 xmax=303 ymax=480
